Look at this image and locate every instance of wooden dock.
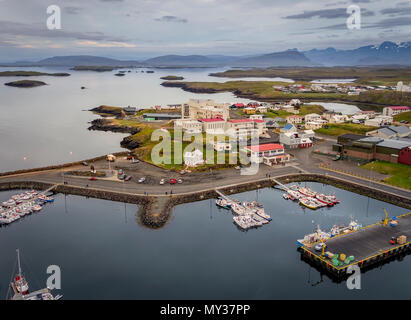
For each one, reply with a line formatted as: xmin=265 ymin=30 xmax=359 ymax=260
xmin=299 ymin=212 xmax=411 ymax=279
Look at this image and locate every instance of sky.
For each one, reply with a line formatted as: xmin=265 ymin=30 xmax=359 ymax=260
xmin=0 ymin=0 xmax=410 ymax=62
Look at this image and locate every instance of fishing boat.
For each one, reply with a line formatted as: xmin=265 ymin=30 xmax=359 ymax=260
xmin=299 ymin=197 xmax=319 ymax=210
xmin=315 ymin=193 xmax=338 ymax=206
xmin=297 ymin=226 xmax=331 ymax=248
xmin=287 ymin=190 xmax=301 ymax=200
xmin=216 ymin=198 xmax=231 ymax=209
xmin=283 ymin=193 xmax=289 ymax=200
xmin=298 ymin=187 xmax=317 ymax=198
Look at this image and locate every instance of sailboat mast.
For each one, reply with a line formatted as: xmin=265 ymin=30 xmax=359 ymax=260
xmin=16 ymin=249 xmax=22 ymax=276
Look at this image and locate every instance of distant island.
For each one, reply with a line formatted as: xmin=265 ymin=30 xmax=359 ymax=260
xmin=160 ymin=75 xmax=184 ymax=80
xmin=71 ymin=66 xmax=118 ymax=72
xmin=5 ymin=80 xmax=47 ymax=88
xmin=0 ymin=71 xmax=70 ymax=77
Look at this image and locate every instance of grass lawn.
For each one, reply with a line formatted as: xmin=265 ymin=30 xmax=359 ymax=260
xmin=361 ymin=161 xmax=411 ymax=190
xmin=315 ymin=123 xmax=375 ymax=136
xmin=394 ymin=111 xmax=411 ymax=122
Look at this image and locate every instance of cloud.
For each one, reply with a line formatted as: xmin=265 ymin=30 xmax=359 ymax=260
xmin=366 ymin=16 xmax=411 ymax=28
xmin=154 ymin=15 xmax=188 ymax=23
xmin=64 ymin=6 xmax=82 ymax=15
xmin=284 ymin=7 xmax=374 ymax=20
xmin=380 ymin=6 xmax=411 ymax=16
xmin=0 ymin=20 xmax=129 ymax=43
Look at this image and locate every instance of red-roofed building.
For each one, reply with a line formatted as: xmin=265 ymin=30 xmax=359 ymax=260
xmin=244 ymin=143 xmax=290 ymax=165
xmin=199 ymin=118 xmax=225 ymax=133
xmin=383 ymin=106 xmax=410 ymax=117
xmin=232 ymin=103 xmax=245 ymax=108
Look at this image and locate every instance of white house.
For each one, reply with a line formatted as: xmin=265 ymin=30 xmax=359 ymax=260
xmin=364 ymin=116 xmax=393 ymax=127
xmin=184 ymin=149 xmax=204 ymax=167
xmin=305 ymin=121 xmax=324 ymax=130
xmin=245 ymin=143 xmax=290 ymax=165
xmin=382 ymin=106 xmax=410 ymax=117
xmin=304 ymin=113 xmax=322 ymax=122
xmin=174 ymin=119 xmax=202 ymax=133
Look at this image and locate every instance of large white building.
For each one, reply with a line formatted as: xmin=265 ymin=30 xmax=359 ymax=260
xmin=181 ymin=99 xmax=230 ymax=121
xmin=382 ymin=106 xmax=410 ymax=117
xmin=397 ymin=81 xmax=411 ymax=93
xmin=174 ymin=119 xmax=202 ymax=133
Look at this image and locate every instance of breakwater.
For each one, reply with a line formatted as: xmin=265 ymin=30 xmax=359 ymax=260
xmin=1 ymin=173 xmax=410 ymax=229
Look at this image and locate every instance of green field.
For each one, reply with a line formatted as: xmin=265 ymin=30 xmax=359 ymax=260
xmin=361 ymin=161 xmax=411 ymax=190
xmin=210 ymin=67 xmax=411 ymax=86
xmin=315 ymin=123 xmax=375 ymax=136
xmin=165 ymin=80 xmax=411 ymax=107
xmin=394 ymin=111 xmax=411 ymax=122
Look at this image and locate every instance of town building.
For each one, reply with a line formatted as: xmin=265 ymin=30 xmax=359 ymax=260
xmin=212 ymin=141 xmax=232 ymax=152
xmin=304 ymin=122 xmax=324 ymax=130
xmin=244 ymin=143 xmax=290 ymax=165
xmin=123 ymin=106 xmax=136 ymax=114
xmin=304 ymin=113 xmax=323 ymax=122
xmin=396 ymin=81 xmax=411 ymax=93
xmin=280 ymin=123 xmax=296 ymax=133
xmin=174 ymin=119 xmax=202 ymax=134
xmin=382 ymin=106 xmax=410 ymax=117
xmin=364 ymin=116 xmax=393 ymax=127
xmin=143 ymin=113 xmax=181 ymax=121
xmin=286 ymin=115 xmax=303 ymax=125
xmin=334 ymin=134 xmax=411 ymax=164
xmin=226 ymin=119 xmax=267 ymax=138
xmin=181 ymin=99 xmax=230 ymax=120
xmin=199 ymin=118 xmax=226 ymax=134
xmin=329 ymin=115 xmax=349 ymax=124
xmin=279 ymin=130 xmax=314 ymax=149
xmin=366 ymin=125 xmax=411 ymax=139
xmin=184 ymin=149 xmax=204 ymax=167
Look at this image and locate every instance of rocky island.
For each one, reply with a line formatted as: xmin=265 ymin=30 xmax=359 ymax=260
xmin=0 ymin=71 xmax=70 ymax=77
xmin=160 ymin=75 xmax=184 ymax=80
xmin=4 ymin=80 xmax=47 ymax=88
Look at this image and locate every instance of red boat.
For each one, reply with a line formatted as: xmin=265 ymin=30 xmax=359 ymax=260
xmin=315 ymin=194 xmax=337 ymax=207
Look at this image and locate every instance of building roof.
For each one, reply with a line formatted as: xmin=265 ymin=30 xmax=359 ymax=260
xmin=388 ymin=106 xmax=410 ymax=110
xmin=376 ymin=139 xmax=411 ymax=150
xmin=287 ymin=115 xmax=301 ymax=118
xmin=246 ymin=143 xmax=284 ymax=152
xmin=283 ymin=124 xmax=295 ymax=130
xmin=358 ymin=137 xmax=384 ymax=144
xmin=253 ymin=119 xmax=264 ymax=123
xmin=378 ymin=127 xmax=396 ymax=137
xmin=142 ymin=113 xmax=180 ymax=119
xmin=388 ymin=125 xmax=411 ymax=135
xmin=339 ymin=133 xmax=366 ymax=141
xmin=229 ymin=119 xmax=253 ymax=123
xmin=199 ymin=118 xmax=225 ymax=122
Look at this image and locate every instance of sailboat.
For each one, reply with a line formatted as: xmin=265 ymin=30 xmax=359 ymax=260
xmin=9 ymin=249 xmax=63 ymax=300
xmin=12 ymin=249 xmax=29 ymax=294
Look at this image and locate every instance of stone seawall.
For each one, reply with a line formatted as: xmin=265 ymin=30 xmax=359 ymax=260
xmin=1 ymin=173 xmax=410 ymax=230
xmin=0 ymin=151 xmax=129 ymax=177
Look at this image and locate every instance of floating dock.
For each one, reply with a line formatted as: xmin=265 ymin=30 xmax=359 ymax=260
xmin=299 ymin=212 xmax=411 ymax=279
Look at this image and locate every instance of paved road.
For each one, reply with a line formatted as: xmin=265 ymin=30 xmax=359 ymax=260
xmin=1 ymin=144 xmax=410 ymax=199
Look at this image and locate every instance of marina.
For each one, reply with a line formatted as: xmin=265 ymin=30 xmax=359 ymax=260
xmin=0 ymin=183 xmax=410 ymax=299
xmin=0 ymin=186 xmax=57 ymax=226
xmin=275 ymin=178 xmax=340 ymax=210
xmin=215 ymin=189 xmax=272 ymax=230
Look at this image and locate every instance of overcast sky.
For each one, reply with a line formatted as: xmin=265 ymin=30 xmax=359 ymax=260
xmin=0 ymin=0 xmax=410 ymax=61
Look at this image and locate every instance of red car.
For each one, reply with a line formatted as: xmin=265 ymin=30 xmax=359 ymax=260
xmin=88 ymin=177 xmax=97 ymax=181
xmin=170 ymin=179 xmax=177 ymax=184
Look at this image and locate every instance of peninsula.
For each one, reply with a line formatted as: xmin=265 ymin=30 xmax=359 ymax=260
xmin=0 ymin=71 xmax=70 ymax=77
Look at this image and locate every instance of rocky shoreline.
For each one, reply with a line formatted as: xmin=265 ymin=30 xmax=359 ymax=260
xmin=4 ymin=80 xmax=47 ymax=88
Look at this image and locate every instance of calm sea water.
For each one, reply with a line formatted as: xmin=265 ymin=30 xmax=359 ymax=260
xmin=0 ymin=66 xmax=360 ymax=172
xmin=0 ymin=182 xmax=409 ymax=300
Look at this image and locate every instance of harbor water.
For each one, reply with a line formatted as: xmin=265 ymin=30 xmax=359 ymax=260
xmin=0 ymin=182 xmax=410 ymax=299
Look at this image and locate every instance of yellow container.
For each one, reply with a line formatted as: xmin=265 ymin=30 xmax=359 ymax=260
xmin=340 ymin=254 xmax=346 ymax=261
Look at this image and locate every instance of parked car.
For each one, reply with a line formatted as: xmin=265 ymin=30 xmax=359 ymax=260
xmin=127 ymin=155 xmax=133 ymax=160
xmin=125 ymin=175 xmax=132 ymax=181
xmin=82 ymin=162 xmax=89 ymax=166
xmin=118 ymin=174 xmax=126 ymax=180
xmin=138 ymin=177 xmax=146 ymax=183
xmin=118 ymin=169 xmax=124 ymax=175
xmin=88 ymin=177 xmax=97 ymax=181
xmin=177 ymin=179 xmax=183 ymax=184
xmin=169 ymin=179 xmax=177 ymax=184
xmin=159 ymin=179 xmax=165 ymax=185
xmin=132 ymin=158 xmax=140 ymax=163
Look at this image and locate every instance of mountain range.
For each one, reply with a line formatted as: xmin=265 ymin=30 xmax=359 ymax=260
xmin=2 ymin=41 xmax=411 ymax=68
